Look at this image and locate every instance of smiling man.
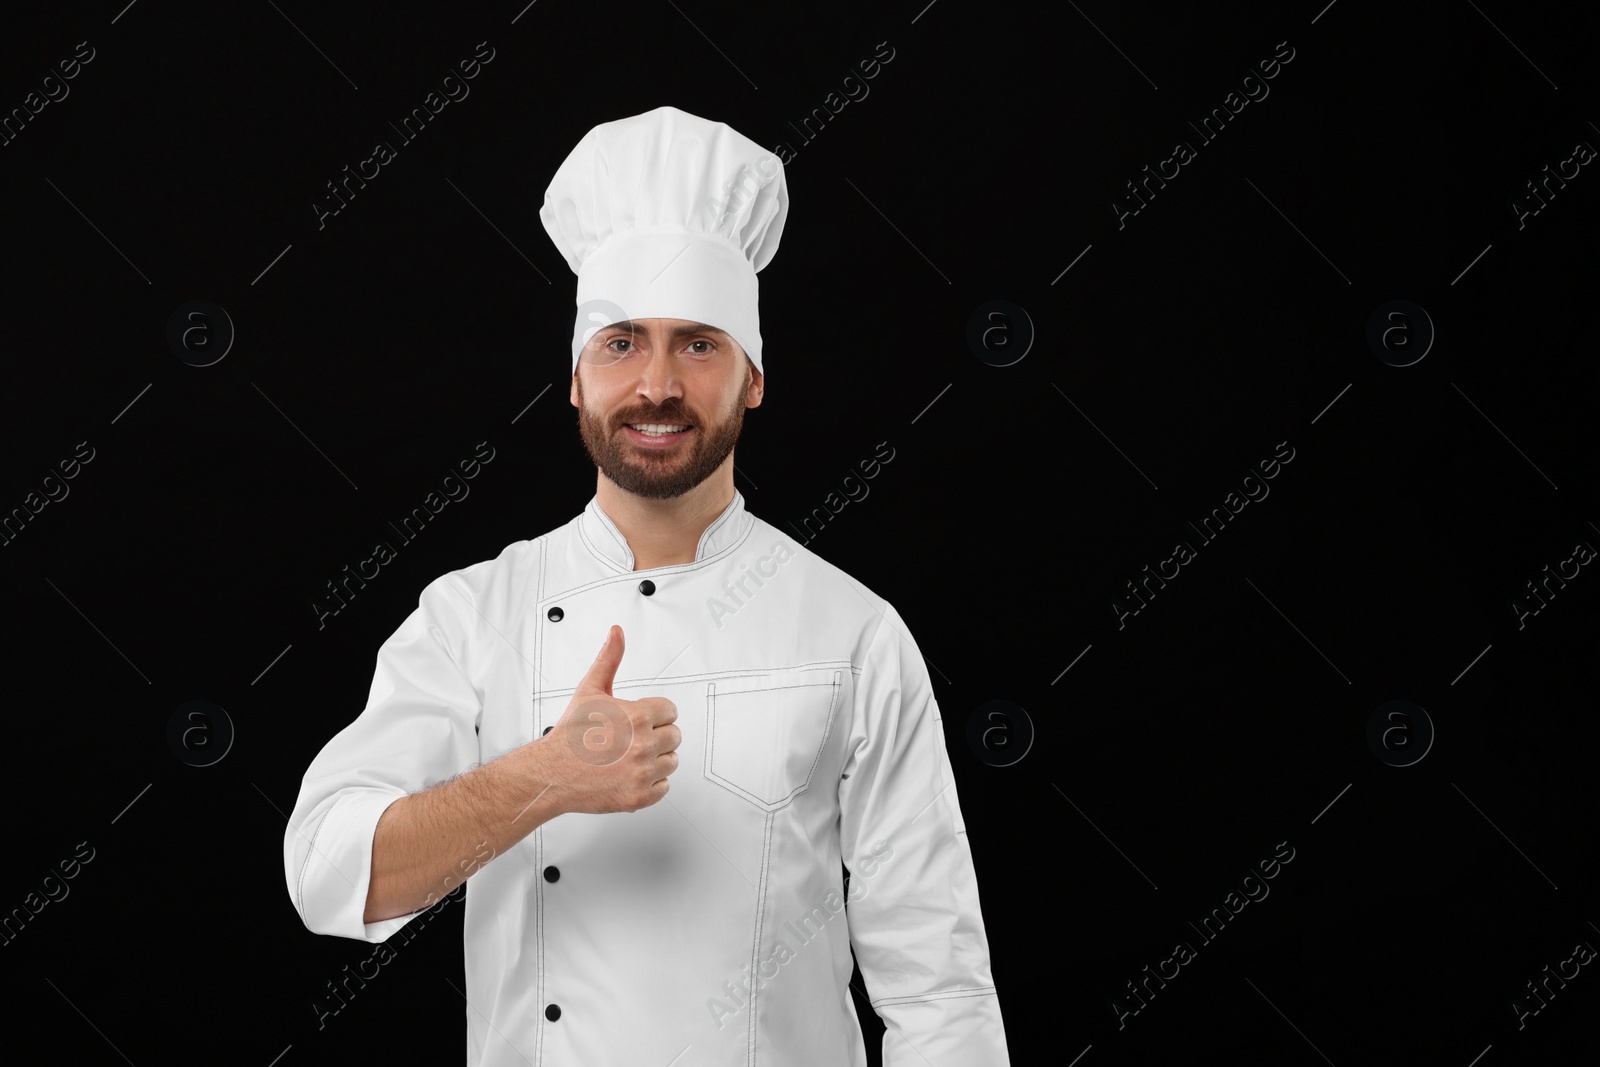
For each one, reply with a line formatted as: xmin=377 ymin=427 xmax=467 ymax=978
xmin=572 ymin=316 xmax=758 ymax=564
xmin=283 ymin=105 xmax=1009 ymax=1066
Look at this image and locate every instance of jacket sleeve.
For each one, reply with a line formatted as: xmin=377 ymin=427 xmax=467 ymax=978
xmin=837 ymin=603 xmax=1010 ymax=1066
xmin=282 ymin=572 xmax=484 ymax=943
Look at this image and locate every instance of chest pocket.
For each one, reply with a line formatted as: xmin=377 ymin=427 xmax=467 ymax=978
xmin=703 ymin=668 xmax=844 ymax=812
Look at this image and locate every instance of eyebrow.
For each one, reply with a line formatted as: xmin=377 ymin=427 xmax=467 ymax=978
xmin=595 ymin=320 xmax=731 ymax=339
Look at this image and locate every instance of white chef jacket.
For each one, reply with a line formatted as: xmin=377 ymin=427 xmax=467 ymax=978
xmin=283 ymin=490 xmax=1009 ymax=1066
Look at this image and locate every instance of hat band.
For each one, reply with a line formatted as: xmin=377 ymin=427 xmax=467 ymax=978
xmin=572 ymin=227 xmax=763 ymax=375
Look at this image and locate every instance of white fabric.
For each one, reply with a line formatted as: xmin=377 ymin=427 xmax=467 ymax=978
xmin=539 ymin=106 xmax=787 ymax=375
xmin=283 ymin=491 xmax=1009 ymax=1065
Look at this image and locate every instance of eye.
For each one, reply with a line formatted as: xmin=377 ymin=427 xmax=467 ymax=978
xmin=685 ymin=340 xmax=714 ymax=356
xmin=604 ymin=337 xmax=636 ymax=354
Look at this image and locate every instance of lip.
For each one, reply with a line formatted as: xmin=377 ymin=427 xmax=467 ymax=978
xmin=622 ymin=423 xmax=694 ymax=448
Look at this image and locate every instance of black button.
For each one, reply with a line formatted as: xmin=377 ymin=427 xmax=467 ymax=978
xmin=543 ymin=866 xmax=560 ymax=883
xmin=547 ymin=606 xmax=563 ymax=622
xmin=542 ymin=726 xmax=553 ymax=736
xmin=545 ymin=1004 xmax=561 ymax=1021
xmin=638 ymin=579 xmax=655 ymax=596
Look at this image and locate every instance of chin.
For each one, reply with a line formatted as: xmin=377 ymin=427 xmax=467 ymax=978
xmin=615 ymin=477 xmax=699 ymax=500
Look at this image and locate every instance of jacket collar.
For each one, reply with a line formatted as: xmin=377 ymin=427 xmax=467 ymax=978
xmin=578 ymin=489 xmax=751 ymax=572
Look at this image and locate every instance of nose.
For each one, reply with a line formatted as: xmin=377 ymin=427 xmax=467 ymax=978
xmin=635 ymin=347 xmax=684 ymax=410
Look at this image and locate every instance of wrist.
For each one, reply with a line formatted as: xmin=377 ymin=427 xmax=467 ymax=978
xmin=510 ymin=736 xmax=568 ymax=823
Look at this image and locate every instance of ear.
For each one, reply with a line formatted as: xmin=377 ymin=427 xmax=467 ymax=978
xmin=745 ymin=360 xmax=764 ymax=409
xmin=570 ymin=369 xmax=580 ymax=408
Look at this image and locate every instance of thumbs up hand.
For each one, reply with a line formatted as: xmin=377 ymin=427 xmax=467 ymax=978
xmin=538 ymin=626 xmax=681 ymax=815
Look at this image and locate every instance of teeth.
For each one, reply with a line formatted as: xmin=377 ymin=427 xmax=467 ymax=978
xmin=629 ymin=423 xmax=688 ymax=436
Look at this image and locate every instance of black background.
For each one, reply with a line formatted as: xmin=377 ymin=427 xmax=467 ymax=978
xmin=2 ymin=1 xmax=1596 ymax=1064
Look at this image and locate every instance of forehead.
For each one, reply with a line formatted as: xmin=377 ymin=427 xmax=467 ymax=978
xmin=595 ymin=318 xmax=731 ymax=338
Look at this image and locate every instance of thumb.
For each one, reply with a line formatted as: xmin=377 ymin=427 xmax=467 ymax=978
xmin=574 ymin=625 xmax=624 ymax=698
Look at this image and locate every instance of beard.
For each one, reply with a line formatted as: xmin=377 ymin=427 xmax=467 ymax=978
xmin=575 ymin=367 xmax=749 ymax=500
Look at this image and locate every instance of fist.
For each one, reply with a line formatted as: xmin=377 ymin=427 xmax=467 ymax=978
xmin=543 ymin=625 xmax=680 ymax=814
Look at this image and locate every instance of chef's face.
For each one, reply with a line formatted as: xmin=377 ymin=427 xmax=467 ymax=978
xmin=571 ymin=318 xmax=763 ymax=500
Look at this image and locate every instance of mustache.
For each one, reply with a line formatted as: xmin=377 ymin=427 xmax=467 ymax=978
xmin=614 ymin=403 xmax=696 ymax=428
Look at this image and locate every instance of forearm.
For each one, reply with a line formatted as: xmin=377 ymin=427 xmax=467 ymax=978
xmin=364 ymin=740 xmax=563 ymax=923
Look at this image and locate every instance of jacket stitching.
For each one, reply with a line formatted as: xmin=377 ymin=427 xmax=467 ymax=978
xmin=869 ymin=986 xmax=998 ymax=1008
xmin=796 ymin=673 xmax=842 ymax=806
xmin=531 ymin=536 xmax=546 ymax=738
xmin=747 ymin=810 xmax=776 ymax=1066
xmin=534 ymin=537 xmax=547 ymax=1067
xmin=701 ymin=683 xmax=767 ymax=808
xmin=703 ymin=675 xmax=843 ymax=812
xmin=535 ymin=660 xmax=856 ymax=703
xmin=590 ymin=501 xmax=635 ymax=571
xmin=696 ymin=500 xmax=735 ymax=558
xmin=566 ymin=515 xmax=756 ymax=590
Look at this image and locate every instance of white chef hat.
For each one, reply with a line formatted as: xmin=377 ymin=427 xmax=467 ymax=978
xmin=539 ymin=105 xmax=788 ymax=377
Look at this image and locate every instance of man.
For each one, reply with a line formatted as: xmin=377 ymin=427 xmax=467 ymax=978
xmin=283 ymin=105 xmax=1009 ymax=1065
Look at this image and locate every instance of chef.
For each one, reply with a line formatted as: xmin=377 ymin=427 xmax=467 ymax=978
xmin=283 ymin=105 xmax=1010 ymax=1066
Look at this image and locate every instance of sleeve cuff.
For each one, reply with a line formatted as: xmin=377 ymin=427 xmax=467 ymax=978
xmin=291 ymin=787 xmax=412 ymax=943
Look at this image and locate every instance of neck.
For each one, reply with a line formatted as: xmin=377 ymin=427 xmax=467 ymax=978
xmin=594 ymin=462 xmax=736 ymax=571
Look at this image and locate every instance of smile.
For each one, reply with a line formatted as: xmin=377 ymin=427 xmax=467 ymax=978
xmin=623 ymin=424 xmax=693 ymax=448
